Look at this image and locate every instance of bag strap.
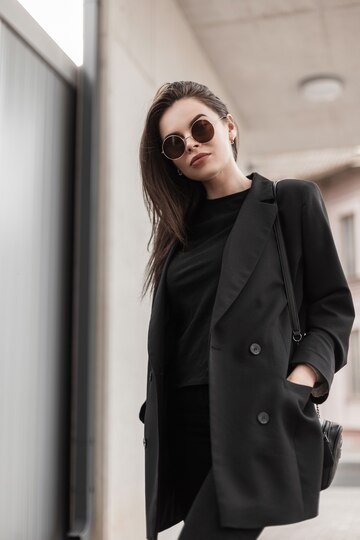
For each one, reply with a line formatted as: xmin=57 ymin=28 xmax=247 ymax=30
xmin=272 ymin=181 xmax=321 ymax=418
xmin=272 ymin=181 xmax=303 ymax=343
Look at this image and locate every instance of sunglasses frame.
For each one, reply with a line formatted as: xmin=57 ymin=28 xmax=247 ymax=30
xmin=161 ymin=115 xmax=228 ymax=161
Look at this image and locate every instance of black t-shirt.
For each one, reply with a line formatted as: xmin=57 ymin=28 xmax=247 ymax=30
xmin=166 ymin=186 xmax=251 ymax=389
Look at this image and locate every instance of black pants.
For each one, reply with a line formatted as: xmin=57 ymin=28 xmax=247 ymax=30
xmin=168 ymin=384 xmax=264 ymax=539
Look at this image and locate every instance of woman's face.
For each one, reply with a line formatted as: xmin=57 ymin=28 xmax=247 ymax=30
xmin=158 ymin=97 xmax=237 ymax=182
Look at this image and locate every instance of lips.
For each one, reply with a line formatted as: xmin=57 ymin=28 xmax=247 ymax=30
xmin=190 ymin=153 xmax=211 ymax=166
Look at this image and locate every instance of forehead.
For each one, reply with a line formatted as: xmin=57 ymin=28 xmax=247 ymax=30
xmin=159 ymin=97 xmax=216 ymax=138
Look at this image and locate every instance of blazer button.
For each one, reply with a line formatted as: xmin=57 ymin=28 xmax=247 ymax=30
xmin=257 ymin=412 xmax=270 ymax=425
xmin=143 ymin=437 xmax=148 ymax=448
xmin=250 ymin=343 xmax=261 ymax=355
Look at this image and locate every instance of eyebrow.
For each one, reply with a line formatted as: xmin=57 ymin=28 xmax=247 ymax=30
xmin=163 ymin=113 xmax=208 ymax=140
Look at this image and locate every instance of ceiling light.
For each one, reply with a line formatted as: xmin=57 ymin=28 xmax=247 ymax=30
xmin=299 ymin=75 xmax=344 ymax=102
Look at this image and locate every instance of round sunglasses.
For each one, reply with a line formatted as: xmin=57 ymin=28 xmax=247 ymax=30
xmin=161 ymin=115 xmax=227 ymax=160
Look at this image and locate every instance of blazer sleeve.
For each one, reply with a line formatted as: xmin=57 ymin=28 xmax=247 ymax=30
xmin=288 ymin=181 xmax=355 ymax=404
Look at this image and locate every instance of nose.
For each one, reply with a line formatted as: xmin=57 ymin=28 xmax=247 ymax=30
xmin=184 ymin=134 xmax=199 ymax=152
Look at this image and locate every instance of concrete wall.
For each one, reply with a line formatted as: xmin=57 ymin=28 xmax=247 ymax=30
xmin=94 ymin=1 xmax=249 ymax=538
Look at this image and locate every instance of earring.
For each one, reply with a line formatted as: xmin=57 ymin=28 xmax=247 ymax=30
xmin=230 ymin=137 xmax=235 ymax=145
xmin=177 ymin=168 xmax=183 ymax=176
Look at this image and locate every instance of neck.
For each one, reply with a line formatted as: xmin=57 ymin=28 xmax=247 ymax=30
xmin=203 ymin=160 xmax=252 ymax=200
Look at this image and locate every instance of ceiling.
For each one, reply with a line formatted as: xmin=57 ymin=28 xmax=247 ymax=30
xmin=176 ymin=0 xmax=360 ymax=178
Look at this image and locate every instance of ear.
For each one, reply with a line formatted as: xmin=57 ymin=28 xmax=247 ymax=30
xmin=226 ymin=113 xmax=237 ymax=141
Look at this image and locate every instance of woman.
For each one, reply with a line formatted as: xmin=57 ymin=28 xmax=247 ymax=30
xmin=138 ymin=81 xmax=355 ymax=540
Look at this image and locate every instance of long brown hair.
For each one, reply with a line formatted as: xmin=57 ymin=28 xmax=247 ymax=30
xmin=139 ymin=81 xmax=238 ymax=301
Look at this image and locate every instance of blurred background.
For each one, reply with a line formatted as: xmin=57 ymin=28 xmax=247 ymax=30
xmin=0 ymin=0 xmax=359 ymax=538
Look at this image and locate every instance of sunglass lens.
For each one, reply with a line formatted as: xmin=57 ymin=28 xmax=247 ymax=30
xmin=192 ymin=119 xmax=214 ymax=143
xmin=163 ymin=135 xmax=185 ymax=160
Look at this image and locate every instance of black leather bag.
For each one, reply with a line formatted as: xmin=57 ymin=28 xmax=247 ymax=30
xmin=320 ymin=419 xmax=343 ymax=490
xmin=272 ymin=180 xmax=343 ymax=491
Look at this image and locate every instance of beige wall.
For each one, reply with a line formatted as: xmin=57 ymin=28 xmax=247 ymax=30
xmin=94 ymin=1 xmax=249 ymax=539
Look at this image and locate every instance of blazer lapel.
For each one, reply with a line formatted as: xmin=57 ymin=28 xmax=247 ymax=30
xmin=209 ymin=172 xmax=277 ymax=331
xmin=147 ymin=172 xmax=277 ymax=375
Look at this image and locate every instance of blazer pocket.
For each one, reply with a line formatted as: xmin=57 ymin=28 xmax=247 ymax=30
xmin=283 ymin=378 xmax=313 ymax=409
xmin=284 ymin=378 xmax=313 ymax=393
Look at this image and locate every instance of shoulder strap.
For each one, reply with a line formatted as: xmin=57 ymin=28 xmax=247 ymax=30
xmin=272 ymin=181 xmax=303 ymax=343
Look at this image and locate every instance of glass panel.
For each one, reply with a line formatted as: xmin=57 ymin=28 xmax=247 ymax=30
xmin=0 ymin=23 xmax=75 ymax=539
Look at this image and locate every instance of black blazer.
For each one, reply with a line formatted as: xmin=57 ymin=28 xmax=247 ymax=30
xmin=139 ymin=171 xmax=355 ymax=540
